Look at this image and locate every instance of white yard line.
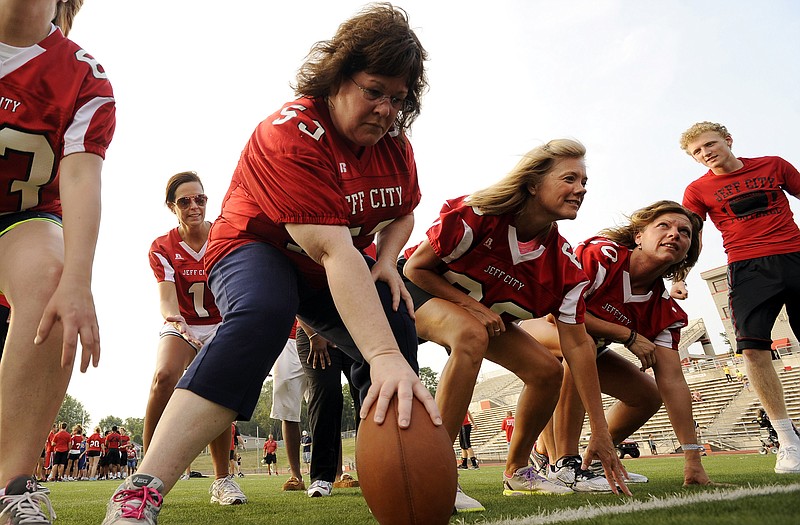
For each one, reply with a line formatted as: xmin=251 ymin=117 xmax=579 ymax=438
xmin=467 ymin=483 xmax=800 ymax=525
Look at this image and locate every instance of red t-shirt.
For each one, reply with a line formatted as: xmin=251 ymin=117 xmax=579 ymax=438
xmin=405 ymin=196 xmax=588 ymax=324
xmin=501 ymin=416 xmax=515 ymax=442
xmin=462 ymin=413 xmax=471 ymax=427
xmin=263 ymin=439 xmax=278 ymax=454
xmin=576 ymin=236 xmax=687 ymax=350
xmin=149 ymin=228 xmax=221 ymax=325
xmin=87 ymin=433 xmax=103 ymax=452
xmin=45 ymin=431 xmax=56 ymax=452
xmin=206 ymin=97 xmax=421 ymax=288
xmin=120 ymin=435 xmax=130 ymax=449
xmin=105 ymin=432 xmax=121 ymax=450
xmin=0 ymin=25 xmax=115 ymax=215
xmin=69 ymin=434 xmax=83 ymax=452
xmin=52 ymin=430 xmax=71 ymax=453
xmin=683 ymin=156 xmax=800 ymax=263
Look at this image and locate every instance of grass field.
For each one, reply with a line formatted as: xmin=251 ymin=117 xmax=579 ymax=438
xmin=46 ymin=452 xmax=799 ymax=524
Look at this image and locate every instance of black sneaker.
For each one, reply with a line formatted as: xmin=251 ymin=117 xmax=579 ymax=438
xmin=0 ymin=476 xmax=56 ymax=524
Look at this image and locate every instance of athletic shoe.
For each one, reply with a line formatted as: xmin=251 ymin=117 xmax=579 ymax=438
xmin=307 ymin=480 xmax=332 ymax=498
xmin=503 ymin=465 xmax=573 ymax=496
xmin=282 ymin=476 xmax=306 ymax=491
xmin=237 ymin=472 xmax=244 ymax=478
xmin=589 ymin=459 xmax=649 ymax=483
xmin=0 ymin=476 xmax=56 ymax=524
xmin=102 ymin=474 xmax=163 ymax=525
xmin=179 ymin=474 xmax=190 ymax=481
xmin=209 ymin=476 xmax=247 ymax=505
xmin=454 ymin=483 xmax=484 ymax=513
xmin=457 ymin=463 xmax=469 ymax=470
xmin=332 ymin=473 xmax=359 ymax=489
xmin=547 ymin=456 xmax=612 ymax=493
xmin=775 ymin=445 xmax=800 ymax=474
xmin=530 ymin=448 xmax=550 ymax=474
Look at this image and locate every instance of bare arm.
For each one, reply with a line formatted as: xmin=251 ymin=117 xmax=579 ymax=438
xmin=157 ymin=281 xmax=201 ymax=347
xmin=583 ymin=312 xmax=656 ymax=371
xmin=403 ymin=240 xmax=505 ymax=337
xmin=557 ymin=321 xmax=630 ymax=495
xmin=35 ymin=152 xmax=102 ymax=373
xmin=285 ymin=223 xmax=441 ymax=429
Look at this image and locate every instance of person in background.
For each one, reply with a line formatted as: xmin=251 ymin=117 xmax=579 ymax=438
xmin=457 ymin=411 xmax=479 ymax=471
xmin=677 ymin=121 xmax=800 ymax=474
xmin=0 ymin=0 xmax=116 ymax=522
xmin=301 ymin=431 xmax=312 ymax=475
xmin=230 ymin=422 xmax=245 ymax=478
xmin=66 ymin=424 xmax=83 ymax=481
xmin=144 ymin=171 xmax=245 ymax=505
xmin=87 ymin=427 xmax=104 ymax=480
xmin=648 ymin=434 xmax=657 ymax=456
xmin=102 ymin=6 xmax=440 ymax=523
xmin=501 ymin=411 xmax=515 ymax=455
xmin=263 ymin=435 xmax=278 ymax=476
xmin=402 ymin=140 xmax=628 ymax=509
xmin=50 ymin=423 xmax=71 ymax=482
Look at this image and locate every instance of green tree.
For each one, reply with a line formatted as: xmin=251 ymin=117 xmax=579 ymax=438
xmin=123 ymin=417 xmax=145 ymax=444
xmin=418 ymin=366 xmax=439 ymax=398
xmin=341 ymin=383 xmax=358 ymax=432
xmin=98 ymin=415 xmax=123 ymax=432
xmin=56 ymin=394 xmax=91 ymax=429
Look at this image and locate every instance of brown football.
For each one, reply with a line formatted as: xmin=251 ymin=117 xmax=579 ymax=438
xmin=356 ymin=395 xmax=457 ymax=525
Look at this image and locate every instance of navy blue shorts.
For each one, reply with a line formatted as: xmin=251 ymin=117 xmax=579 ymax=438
xmin=177 ymin=242 xmax=419 ymax=420
xmin=728 ymin=251 xmax=800 ymax=352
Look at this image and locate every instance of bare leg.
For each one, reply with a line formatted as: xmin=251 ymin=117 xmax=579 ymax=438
xmin=0 ymin=222 xmax=71 ymax=486
xmin=744 ymin=349 xmax=789 ymax=420
xmin=136 ymin=389 xmax=236 ymax=496
xmin=282 ymin=421 xmax=302 ymax=480
xmin=209 ymin=425 xmax=232 ymax=479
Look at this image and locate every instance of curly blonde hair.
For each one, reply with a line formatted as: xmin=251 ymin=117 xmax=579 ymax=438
xmin=679 ymin=121 xmax=730 ymax=154
xmin=467 ymin=139 xmax=586 ymax=217
xmin=599 ymin=200 xmax=703 ymax=282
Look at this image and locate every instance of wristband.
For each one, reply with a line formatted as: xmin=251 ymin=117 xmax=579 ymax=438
xmin=680 ymin=443 xmax=705 ymax=451
xmin=623 ymin=330 xmax=637 ymax=348
xmin=308 ymin=332 xmax=319 ymax=341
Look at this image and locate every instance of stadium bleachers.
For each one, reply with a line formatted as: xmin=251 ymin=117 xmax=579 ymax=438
xmin=451 ymin=351 xmax=800 ymax=461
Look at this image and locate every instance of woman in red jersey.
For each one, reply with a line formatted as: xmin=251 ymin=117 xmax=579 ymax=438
xmin=0 ymin=1 xmax=115 ymax=521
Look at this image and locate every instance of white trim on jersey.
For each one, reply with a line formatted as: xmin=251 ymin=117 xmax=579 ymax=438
xmin=508 ymin=225 xmax=546 ymax=264
xmin=441 ymin=219 xmax=473 ymax=264
xmin=178 ymin=240 xmax=205 ymax=261
xmin=64 ymin=96 xmax=115 ymax=155
xmin=621 ymin=270 xmax=653 ymax=303
xmin=153 ymin=252 xmax=176 ymax=282
xmin=558 ymin=280 xmax=589 ymax=324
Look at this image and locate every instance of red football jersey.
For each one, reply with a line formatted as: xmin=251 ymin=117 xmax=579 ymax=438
xmin=206 ymin=97 xmax=421 ymax=288
xmin=69 ymin=434 xmax=83 ymax=452
xmin=0 ymin=25 xmax=115 ymax=215
xmin=149 ymin=228 xmax=221 ymax=325
xmin=87 ymin=433 xmax=103 ymax=452
xmin=405 ymin=196 xmax=588 ymax=324
xmin=577 ymin=236 xmax=687 ymax=350
xmin=683 ymin=156 xmax=800 ymax=263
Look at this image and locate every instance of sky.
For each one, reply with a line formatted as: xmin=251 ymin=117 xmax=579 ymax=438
xmin=60 ymin=0 xmax=800 ymax=425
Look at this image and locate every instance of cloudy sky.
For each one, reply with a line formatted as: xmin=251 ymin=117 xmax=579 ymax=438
xmin=62 ymin=0 xmax=800 ymax=424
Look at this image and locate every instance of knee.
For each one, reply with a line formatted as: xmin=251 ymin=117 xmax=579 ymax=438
xmin=449 ymin=326 xmax=490 ymax=369
xmin=519 ymin=354 xmax=563 ymax=391
xmin=150 ymin=366 xmax=183 ymax=396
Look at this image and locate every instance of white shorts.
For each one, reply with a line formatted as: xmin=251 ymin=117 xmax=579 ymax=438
xmin=270 ymin=338 xmax=307 ymax=422
xmin=159 ymin=322 xmax=219 ymax=353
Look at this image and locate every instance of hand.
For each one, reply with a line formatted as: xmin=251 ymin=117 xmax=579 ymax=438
xmin=463 ymin=301 xmax=505 ymax=338
xmin=370 ymin=259 xmax=414 ymax=319
xmin=306 ymin=335 xmax=333 ymax=369
xmin=582 ymin=432 xmax=631 ymax=496
xmin=627 ymin=333 xmax=657 ymax=372
xmin=165 ymin=315 xmax=202 ymax=348
xmin=683 ymin=455 xmax=729 ymax=486
xmin=360 ymin=353 xmax=442 ymax=429
xmin=670 ymin=281 xmax=688 ymax=300
xmin=35 ymin=279 xmax=99 ymax=373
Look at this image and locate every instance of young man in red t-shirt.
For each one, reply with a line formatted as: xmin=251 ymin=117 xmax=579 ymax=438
xmin=105 ymin=427 xmax=122 ymax=480
xmin=501 ymin=411 xmax=515 ymax=454
xmin=678 ymin=121 xmax=800 ymax=474
xmin=50 ymin=423 xmax=71 ymax=481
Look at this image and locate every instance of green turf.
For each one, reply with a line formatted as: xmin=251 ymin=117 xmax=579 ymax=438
xmin=46 ymin=453 xmax=800 ymax=524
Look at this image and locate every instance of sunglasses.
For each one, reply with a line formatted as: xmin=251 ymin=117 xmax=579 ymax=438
xmin=173 ymin=194 xmax=208 ymax=209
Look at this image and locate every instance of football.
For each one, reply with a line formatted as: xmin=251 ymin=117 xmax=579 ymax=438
xmin=356 ymin=395 xmax=457 ymax=525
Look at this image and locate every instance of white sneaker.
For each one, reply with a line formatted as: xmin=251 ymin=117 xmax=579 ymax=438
xmin=454 ymin=483 xmax=484 ymax=513
xmin=589 ymin=459 xmax=648 ymax=483
xmin=209 ymin=477 xmax=247 ymax=505
xmin=530 ymin=448 xmax=549 ymax=474
xmin=179 ymin=474 xmax=190 ymax=481
xmin=503 ymin=465 xmax=573 ymax=495
xmin=102 ymin=474 xmax=163 ymax=525
xmin=775 ymin=445 xmax=800 ymax=474
xmin=548 ymin=456 xmax=612 ymax=493
xmin=0 ymin=477 xmax=56 ymax=524
xmin=307 ymin=480 xmax=332 ymax=498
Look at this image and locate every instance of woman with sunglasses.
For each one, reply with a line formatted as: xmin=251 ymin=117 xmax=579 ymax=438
xmin=143 ymin=171 xmax=247 ymax=506
xmin=401 ymin=140 xmax=630 ymax=506
xmin=0 ymin=1 xmax=115 ymax=522
xmin=104 ymin=5 xmax=441 ymax=523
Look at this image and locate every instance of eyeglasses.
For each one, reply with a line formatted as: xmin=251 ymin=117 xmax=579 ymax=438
xmin=173 ymin=194 xmax=208 ymax=209
xmin=349 ymin=77 xmax=415 ymax=112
